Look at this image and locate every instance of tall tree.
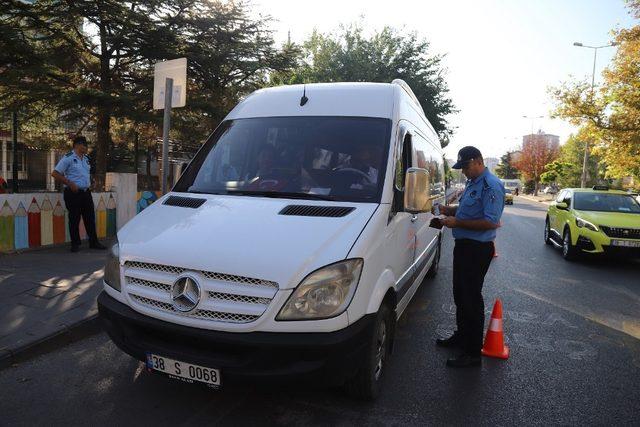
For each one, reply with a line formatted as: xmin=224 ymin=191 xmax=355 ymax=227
xmin=0 ymin=0 xmax=298 ymax=188
xmin=1 ymin=0 xmax=179 ymax=188
xmin=272 ymin=25 xmax=456 ymax=145
xmin=550 ymin=0 xmax=640 ymax=183
xmin=514 ymin=134 xmax=560 ymax=195
xmin=494 ymin=152 xmax=520 ymax=179
xmin=556 ymin=130 xmax=602 ymax=188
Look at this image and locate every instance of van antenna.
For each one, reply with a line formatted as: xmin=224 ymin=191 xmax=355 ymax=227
xmin=300 ymin=85 xmax=308 ymax=106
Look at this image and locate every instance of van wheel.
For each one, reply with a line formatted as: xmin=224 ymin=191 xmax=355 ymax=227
xmin=562 ymin=228 xmax=578 ymax=261
xmin=345 ymin=303 xmax=393 ymax=401
xmin=426 ymin=238 xmax=441 ymax=278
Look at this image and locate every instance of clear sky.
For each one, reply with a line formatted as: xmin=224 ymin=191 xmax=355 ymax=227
xmin=253 ymin=0 xmax=635 ymax=160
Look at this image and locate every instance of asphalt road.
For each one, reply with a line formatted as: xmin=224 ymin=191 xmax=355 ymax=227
xmin=1 ymin=197 xmax=639 ymax=426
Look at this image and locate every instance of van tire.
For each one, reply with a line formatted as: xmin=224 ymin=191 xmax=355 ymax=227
xmin=345 ymin=303 xmax=393 ymax=401
xmin=426 ymin=237 xmax=441 ymax=278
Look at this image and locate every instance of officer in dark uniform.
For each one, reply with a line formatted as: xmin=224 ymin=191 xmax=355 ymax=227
xmin=51 ymin=136 xmax=106 ymax=252
xmin=436 ymin=146 xmax=505 ymax=367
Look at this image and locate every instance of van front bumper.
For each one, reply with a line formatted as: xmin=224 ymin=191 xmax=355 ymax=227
xmin=97 ymin=292 xmax=375 ymax=387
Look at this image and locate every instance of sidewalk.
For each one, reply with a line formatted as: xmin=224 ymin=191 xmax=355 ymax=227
xmin=519 ymin=194 xmax=554 ymax=205
xmin=0 ymin=241 xmax=111 ymax=368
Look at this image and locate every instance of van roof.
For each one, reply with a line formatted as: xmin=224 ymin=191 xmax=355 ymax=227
xmin=226 ymin=82 xmax=401 ymax=120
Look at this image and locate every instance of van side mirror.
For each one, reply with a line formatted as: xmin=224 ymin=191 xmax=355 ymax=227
xmin=404 ymin=167 xmax=430 ymax=213
xmin=556 ymin=202 xmax=568 ymax=210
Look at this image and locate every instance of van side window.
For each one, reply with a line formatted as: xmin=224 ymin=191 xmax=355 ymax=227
xmin=413 ymin=133 xmax=444 ymax=200
xmin=392 ymin=133 xmax=412 ymax=213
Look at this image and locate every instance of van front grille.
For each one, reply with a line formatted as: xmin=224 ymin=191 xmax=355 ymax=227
xmin=130 ymin=295 xmax=260 ymax=323
xmin=123 ymin=261 xmax=278 ymax=325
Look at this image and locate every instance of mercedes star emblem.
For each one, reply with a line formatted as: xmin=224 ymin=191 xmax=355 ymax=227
xmin=171 ymin=276 xmax=201 ymax=312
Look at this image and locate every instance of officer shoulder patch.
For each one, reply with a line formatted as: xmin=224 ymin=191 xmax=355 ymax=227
xmin=64 ymin=151 xmax=73 ymax=157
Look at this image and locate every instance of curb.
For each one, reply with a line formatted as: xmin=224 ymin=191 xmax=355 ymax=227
xmin=519 ymin=195 xmax=552 ymax=205
xmin=0 ymin=314 xmax=102 ymax=371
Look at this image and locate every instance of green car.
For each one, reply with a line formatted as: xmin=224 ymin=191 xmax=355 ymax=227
xmin=544 ymin=186 xmax=640 ymax=260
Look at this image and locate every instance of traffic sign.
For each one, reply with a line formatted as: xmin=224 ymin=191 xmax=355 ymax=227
xmin=153 ymin=58 xmax=187 ymax=110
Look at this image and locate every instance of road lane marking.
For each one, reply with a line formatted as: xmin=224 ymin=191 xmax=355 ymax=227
xmin=516 ymin=288 xmax=640 ymax=340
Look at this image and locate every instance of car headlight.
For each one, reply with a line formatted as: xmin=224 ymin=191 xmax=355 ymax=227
xmin=276 ymin=259 xmax=363 ymax=321
xmin=576 ymin=218 xmax=598 ymax=232
xmin=104 ymin=239 xmax=121 ymax=292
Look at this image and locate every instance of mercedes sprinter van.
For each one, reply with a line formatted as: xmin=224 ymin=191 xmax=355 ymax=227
xmin=98 ymin=80 xmax=446 ymax=400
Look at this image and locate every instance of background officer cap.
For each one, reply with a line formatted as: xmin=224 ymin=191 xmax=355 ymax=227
xmin=72 ymin=135 xmax=88 ymax=146
xmin=452 ymin=146 xmax=483 ymax=169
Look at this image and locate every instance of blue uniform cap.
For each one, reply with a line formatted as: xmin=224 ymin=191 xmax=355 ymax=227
xmin=452 ymin=146 xmax=482 ymax=169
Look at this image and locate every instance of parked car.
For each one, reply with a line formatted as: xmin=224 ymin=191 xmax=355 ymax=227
xmin=542 ymin=186 xmax=558 ymax=195
xmin=544 ymin=185 xmax=640 ymax=260
xmin=504 ymin=188 xmax=514 ymax=205
xmin=97 ymin=80 xmax=446 ymax=400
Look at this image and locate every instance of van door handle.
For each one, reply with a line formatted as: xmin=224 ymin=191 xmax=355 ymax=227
xmin=411 ymin=214 xmax=418 ymax=222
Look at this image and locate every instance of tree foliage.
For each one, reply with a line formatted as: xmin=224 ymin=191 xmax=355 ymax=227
xmin=272 ymin=25 xmax=456 ymax=145
xmin=513 ymin=134 xmax=560 ymax=195
xmin=494 ymin=152 xmax=520 ymax=179
xmin=0 ymin=0 xmax=297 ymax=188
xmin=540 ymin=160 xmax=573 ymax=185
xmin=550 ymin=0 xmax=640 ymax=182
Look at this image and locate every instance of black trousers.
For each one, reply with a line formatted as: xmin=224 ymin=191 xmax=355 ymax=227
xmin=452 ymin=239 xmax=495 ymax=355
xmin=63 ymin=188 xmax=99 ymax=246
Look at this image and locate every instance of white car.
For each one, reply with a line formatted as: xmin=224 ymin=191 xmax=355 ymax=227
xmin=98 ymin=80 xmax=445 ymax=400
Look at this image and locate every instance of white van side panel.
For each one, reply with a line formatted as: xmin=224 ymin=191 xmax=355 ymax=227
xmin=348 ymin=86 xmax=445 ymax=321
xmin=346 ymin=204 xmax=401 ymax=317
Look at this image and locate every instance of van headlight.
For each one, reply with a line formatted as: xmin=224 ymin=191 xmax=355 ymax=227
xmin=104 ymin=239 xmax=121 ymax=292
xmin=576 ymin=218 xmax=598 ymax=232
xmin=276 ymin=259 xmax=363 ymax=321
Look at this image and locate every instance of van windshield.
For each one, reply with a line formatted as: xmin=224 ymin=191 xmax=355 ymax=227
xmin=174 ymin=116 xmax=391 ymax=203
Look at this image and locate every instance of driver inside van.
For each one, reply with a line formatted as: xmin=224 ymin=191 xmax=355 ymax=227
xmin=346 ymin=144 xmax=379 ymax=185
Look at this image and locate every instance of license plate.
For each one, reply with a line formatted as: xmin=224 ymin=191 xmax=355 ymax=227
xmin=146 ymin=353 xmax=221 ymax=387
xmin=611 ymin=239 xmax=640 ymax=248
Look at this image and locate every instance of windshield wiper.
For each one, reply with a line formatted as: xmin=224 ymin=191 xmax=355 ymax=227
xmin=226 ymin=190 xmax=337 ymax=201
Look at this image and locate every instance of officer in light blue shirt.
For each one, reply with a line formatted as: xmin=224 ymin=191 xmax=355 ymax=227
xmin=434 ymin=146 xmax=505 ymax=368
xmin=51 ymin=136 xmax=106 ymax=252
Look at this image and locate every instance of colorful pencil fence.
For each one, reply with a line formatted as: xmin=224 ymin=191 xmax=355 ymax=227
xmin=28 ymin=198 xmax=41 ymax=248
xmin=107 ymin=195 xmax=117 ymax=237
xmin=137 ymin=191 xmax=161 ymax=213
xmin=53 ymin=201 xmax=66 ymax=244
xmin=0 ymin=191 xmax=117 ymax=253
xmin=40 ymin=197 xmax=54 ymax=246
xmin=0 ymin=201 xmax=14 ymax=252
xmin=96 ymin=196 xmax=107 ymax=238
xmin=14 ymin=202 xmax=28 ymax=250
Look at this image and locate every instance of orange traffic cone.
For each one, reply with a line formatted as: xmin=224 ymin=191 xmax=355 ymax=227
xmin=481 ymin=299 xmax=509 ymax=359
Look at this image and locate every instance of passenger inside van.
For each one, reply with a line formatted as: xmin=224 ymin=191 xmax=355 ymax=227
xmin=183 ymin=116 xmax=389 ymax=202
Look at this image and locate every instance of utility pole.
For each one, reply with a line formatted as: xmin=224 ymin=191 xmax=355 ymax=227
xmin=573 ymin=41 xmax=617 ymax=188
xmin=161 ymin=77 xmax=173 ymax=195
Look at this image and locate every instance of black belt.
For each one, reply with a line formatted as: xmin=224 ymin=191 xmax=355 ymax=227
xmin=65 ymin=187 xmax=90 ymax=192
xmin=455 ymin=238 xmax=493 ymax=246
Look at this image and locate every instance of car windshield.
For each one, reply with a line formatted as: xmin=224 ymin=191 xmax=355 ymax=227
xmin=573 ymin=193 xmax=640 ymax=214
xmin=174 ymin=116 xmax=391 ymax=203
xmin=505 ymin=189 xmax=512 ymax=194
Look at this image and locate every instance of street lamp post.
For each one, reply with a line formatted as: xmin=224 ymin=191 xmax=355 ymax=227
xmin=573 ymin=41 xmax=618 ymax=188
